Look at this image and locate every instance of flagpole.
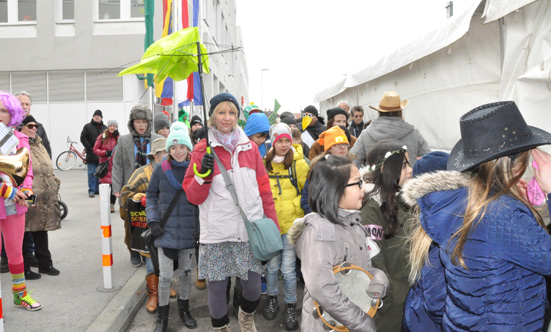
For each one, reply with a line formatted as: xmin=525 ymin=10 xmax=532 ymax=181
xmin=172 ymin=0 xmax=179 ymax=120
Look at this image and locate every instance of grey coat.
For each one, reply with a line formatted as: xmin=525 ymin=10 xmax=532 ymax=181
xmin=288 ymin=210 xmax=389 ymax=332
xmin=350 ymin=116 xmax=430 ymax=166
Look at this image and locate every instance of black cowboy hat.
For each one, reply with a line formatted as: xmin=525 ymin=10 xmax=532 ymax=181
xmin=448 ymin=101 xmax=551 ymax=172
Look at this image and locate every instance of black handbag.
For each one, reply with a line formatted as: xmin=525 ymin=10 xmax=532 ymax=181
xmin=94 ymin=160 xmax=109 ymax=178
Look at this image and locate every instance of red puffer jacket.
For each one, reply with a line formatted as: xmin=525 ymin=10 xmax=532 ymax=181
xmin=93 ymin=131 xmax=119 ymax=184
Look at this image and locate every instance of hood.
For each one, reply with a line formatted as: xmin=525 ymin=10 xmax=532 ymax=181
xmin=127 ymin=105 xmax=153 ymax=137
xmin=292 ymin=143 xmax=304 ymax=160
xmin=367 ymin=116 xmax=414 ymax=142
xmin=243 ymin=113 xmax=270 ymax=137
xmin=401 ymin=170 xmax=471 ymax=245
xmin=288 ymin=217 xmax=306 ymax=246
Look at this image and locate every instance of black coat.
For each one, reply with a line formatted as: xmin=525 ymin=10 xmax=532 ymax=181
xmin=35 ymin=121 xmax=51 ymax=159
xmin=80 ymin=119 xmax=107 ymax=164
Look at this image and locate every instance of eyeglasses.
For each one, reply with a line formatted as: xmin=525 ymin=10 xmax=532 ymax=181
xmin=346 ymin=179 xmax=363 ymax=189
xmin=25 ymin=124 xmax=38 ymax=129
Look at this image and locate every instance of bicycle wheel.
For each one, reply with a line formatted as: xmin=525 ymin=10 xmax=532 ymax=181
xmin=56 ymin=151 xmax=77 ymax=170
xmin=59 ymin=200 xmax=68 ymax=220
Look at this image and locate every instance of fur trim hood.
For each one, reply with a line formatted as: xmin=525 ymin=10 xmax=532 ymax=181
xmin=287 ymin=217 xmax=306 ymax=245
xmin=127 ymin=105 xmax=153 ymax=137
xmin=401 ymin=170 xmax=471 ymax=207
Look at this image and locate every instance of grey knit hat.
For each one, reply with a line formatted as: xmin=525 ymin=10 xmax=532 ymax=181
xmin=154 ymin=113 xmax=170 ymax=133
xmin=107 ymin=119 xmax=118 ymax=127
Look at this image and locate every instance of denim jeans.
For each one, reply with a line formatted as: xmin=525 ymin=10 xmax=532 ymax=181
xmin=87 ymin=163 xmax=99 ymax=194
xmin=266 ymin=233 xmax=297 ymax=303
xmin=145 ymin=256 xmax=154 ymax=274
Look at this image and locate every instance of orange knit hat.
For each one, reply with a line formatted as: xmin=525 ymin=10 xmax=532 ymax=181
xmin=319 ymin=126 xmax=349 ymax=151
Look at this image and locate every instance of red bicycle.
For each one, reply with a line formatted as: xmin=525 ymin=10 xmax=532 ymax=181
xmin=56 ymin=136 xmax=87 ymax=171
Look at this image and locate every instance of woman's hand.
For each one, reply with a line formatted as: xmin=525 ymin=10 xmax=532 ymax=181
xmin=531 ymin=149 xmax=551 ymax=193
xmin=14 ymin=191 xmax=28 ymax=207
xmin=114 ymin=192 xmax=121 ymax=198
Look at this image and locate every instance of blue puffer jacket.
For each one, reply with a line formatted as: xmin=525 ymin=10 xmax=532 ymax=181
xmin=146 ymin=159 xmax=198 ymax=249
xmin=401 ymin=171 xmax=551 ymax=332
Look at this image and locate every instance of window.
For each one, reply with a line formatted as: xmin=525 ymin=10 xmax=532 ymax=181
xmin=97 ymin=0 xmax=144 ymax=20
xmin=61 ymin=0 xmax=74 ymax=20
xmin=0 ymin=0 xmax=36 ymax=23
xmin=18 ymin=0 xmax=35 ymax=21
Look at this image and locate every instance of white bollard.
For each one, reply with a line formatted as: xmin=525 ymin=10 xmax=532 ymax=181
xmin=99 ymin=183 xmax=114 ymax=290
xmin=0 ymin=276 xmax=4 ymax=332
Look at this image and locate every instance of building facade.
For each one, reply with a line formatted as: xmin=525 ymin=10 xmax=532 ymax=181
xmin=0 ymin=0 xmax=249 ymax=158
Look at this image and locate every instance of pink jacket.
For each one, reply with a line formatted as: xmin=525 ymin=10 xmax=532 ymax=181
xmin=0 ymin=131 xmax=33 ymax=218
xmin=93 ymin=131 xmax=119 ymax=184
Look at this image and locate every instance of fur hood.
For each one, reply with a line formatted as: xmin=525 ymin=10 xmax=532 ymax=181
xmin=127 ymin=105 xmax=153 ymax=137
xmin=287 ymin=217 xmax=306 ymax=245
xmin=401 ymin=170 xmax=471 ymax=207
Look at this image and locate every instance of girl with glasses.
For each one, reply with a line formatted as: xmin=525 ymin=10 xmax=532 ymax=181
xmin=288 ymin=154 xmax=388 ymax=332
xmin=360 ymin=140 xmax=413 ymax=332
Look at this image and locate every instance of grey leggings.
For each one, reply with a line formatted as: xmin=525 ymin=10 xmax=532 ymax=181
xmin=208 ymin=271 xmax=261 ymax=319
xmin=158 ymin=247 xmax=194 ymax=306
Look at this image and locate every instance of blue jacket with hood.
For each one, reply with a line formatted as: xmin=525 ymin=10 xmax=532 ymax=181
xmin=244 ymin=112 xmax=271 ymax=157
xmin=401 ymin=170 xmax=551 ymax=332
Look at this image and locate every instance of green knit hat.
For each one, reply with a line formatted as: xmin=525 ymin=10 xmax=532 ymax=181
xmin=166 ymin=122 xmax=193 ymax=152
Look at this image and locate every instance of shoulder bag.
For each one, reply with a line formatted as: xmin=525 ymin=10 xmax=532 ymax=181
xmin=212 ymin=149 xmax=283 ymax=261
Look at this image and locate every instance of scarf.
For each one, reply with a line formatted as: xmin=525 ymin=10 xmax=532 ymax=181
xmin=133 ymin=136 xmax=150 ymax=169
xmin=272 ymin=146 xmax=295 ymax=164
xmin=212 ymin=128 xmax=240 ymax=152
xmin=161 ymin=159 xmax=189 ymax=191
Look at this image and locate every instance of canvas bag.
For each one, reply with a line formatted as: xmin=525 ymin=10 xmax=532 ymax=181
xmin=212 ymin=150 xmax=283 ymax=261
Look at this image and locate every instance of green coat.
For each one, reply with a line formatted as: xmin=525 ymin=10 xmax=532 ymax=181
xmin=360 ymin=197 xmax=411 ymax=332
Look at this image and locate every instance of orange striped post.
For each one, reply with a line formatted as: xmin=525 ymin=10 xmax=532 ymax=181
xmin=99 ymin=183 xmax=115 ymax=289
xmin=0 ymin=276 xmax=3 ymax=332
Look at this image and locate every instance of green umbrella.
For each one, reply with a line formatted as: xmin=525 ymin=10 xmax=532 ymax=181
xmin=118 ymin=27 xmax=209 ymax=83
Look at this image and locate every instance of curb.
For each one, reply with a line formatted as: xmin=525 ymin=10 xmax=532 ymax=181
xmin=85 ymin=268 xmax=147 ymax=332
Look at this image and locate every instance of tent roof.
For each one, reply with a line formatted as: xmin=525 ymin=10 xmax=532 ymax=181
xmin=314 ymin=0 xmax=537 ymax=102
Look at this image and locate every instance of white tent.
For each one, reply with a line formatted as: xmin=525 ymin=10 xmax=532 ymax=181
xmin=315 ymin=0 xmax=551 ymax=151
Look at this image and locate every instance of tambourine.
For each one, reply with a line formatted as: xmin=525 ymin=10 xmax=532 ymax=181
xmin=313 ymin=262 xmax=383 ymax=332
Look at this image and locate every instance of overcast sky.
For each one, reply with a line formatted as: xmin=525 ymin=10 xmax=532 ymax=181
xmin=235 ymin=0 xmax=453 ymax=113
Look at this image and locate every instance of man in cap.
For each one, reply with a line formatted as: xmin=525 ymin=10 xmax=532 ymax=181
xmin=300 ymin=105 xmax=326 ymax=148
xmin=80 ymin=109 xmax=107 ymax=197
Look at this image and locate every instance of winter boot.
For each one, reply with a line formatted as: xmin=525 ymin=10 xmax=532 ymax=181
xmin=238 ymin=307 xmax=257 ymax=332
xmin=213 ymin=324 xmax=231 ymax=332
xmin=284 ymin=302 xmax=299 ymax=331
xmin=262 ymin=295 xmax=279 ymax=320
xmin=145 ymin=273 xmax=159 ymax=313
xmin=154 ymin=304 xmax=169 ymax=332
xmin=178 ymin=298 xmax=197 ymax=329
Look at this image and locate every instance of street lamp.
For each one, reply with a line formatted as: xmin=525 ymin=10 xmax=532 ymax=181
xmin=261 ymin=68 xmax=269 ymax=110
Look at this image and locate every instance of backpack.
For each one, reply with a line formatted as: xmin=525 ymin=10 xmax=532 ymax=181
xmin=269 ymin=160 xmax=300 ymax=196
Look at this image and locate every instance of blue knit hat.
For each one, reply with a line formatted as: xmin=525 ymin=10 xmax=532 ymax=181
xmin=166 ymin=122 xmax=193 ymax=152
xmin=244 ymin=112 xmax=270 ymax=137
xmin=209 ymin=92 xmax=240 ymax=117
xmin=413 ymin=151 xmax=450 ymax=177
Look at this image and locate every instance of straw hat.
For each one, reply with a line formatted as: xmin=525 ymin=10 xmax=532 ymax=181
xmin=369 ymin=91 xmax=408 ymax=112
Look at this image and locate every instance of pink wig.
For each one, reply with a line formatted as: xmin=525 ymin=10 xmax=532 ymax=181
xmin=0 ymin=91 xmax=25 ymax=127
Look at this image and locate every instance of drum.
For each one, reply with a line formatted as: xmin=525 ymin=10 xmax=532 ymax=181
xmin=313 ymin=263 xmax=382 ymax=332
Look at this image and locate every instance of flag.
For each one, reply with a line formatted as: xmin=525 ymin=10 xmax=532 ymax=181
xmin=268 ymin=99 xmax=280 ymax=125
xmin=144 ymin=0 xmax=155 ymax=87
xmin=154 ymin=0 xmax=175 ymax=104
xmin=180 ymin=0 xmax=203 ymax=107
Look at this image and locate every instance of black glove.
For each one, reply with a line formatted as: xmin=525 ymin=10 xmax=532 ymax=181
xmin=200 ymin=153 xmax=215 ymax=174
xmin=149 ymin=222 xmax=164 ymax=238
xmin=105 ymin=150 xmax=112 ymax=157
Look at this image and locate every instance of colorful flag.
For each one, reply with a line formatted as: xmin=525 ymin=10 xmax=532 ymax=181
xmin=144 ymin=0 xmax=155 ymax=87
xmin=180 ymin=0 xmax=203 ymax=107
